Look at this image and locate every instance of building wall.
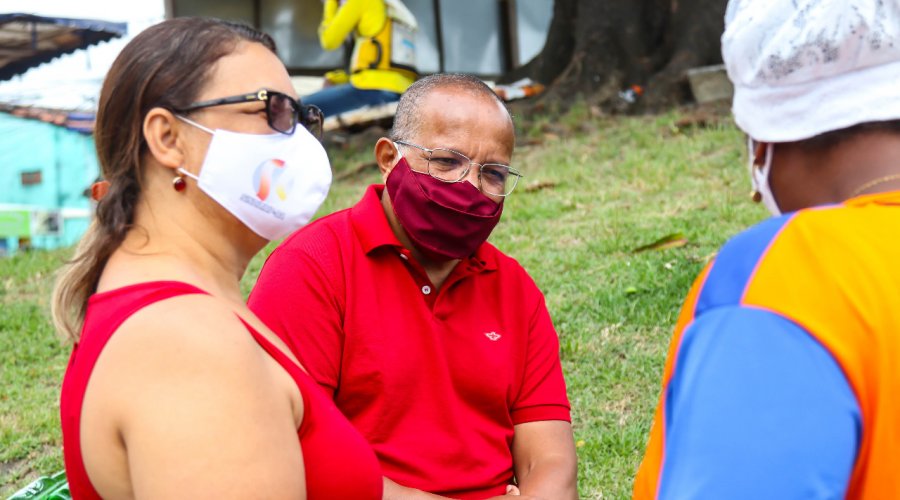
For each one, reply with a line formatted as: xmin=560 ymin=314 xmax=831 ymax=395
xmin=0 ymin=113 xmax=98 ymax=253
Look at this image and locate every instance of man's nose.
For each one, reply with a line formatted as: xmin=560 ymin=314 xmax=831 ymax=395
xmin=462 ymin=163 xmax=480 ymax=186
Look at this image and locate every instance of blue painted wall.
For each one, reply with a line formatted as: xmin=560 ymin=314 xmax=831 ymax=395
xmin=0 ymin=113 xmax=99 ymax=253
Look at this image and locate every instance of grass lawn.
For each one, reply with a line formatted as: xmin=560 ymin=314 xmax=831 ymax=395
xmin=0 ymin=106 xmax=766 ymax=499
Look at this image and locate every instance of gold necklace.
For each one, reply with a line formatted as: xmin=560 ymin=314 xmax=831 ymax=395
xmin=849 ymin=173 xmax=900 ymax=198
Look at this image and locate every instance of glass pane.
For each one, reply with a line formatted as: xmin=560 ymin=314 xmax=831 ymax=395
xmin=515 ymin=0 xmax=552 ymax=66
xmin=402 ymin=0 xmax=440 ymax=74
xmin=260 ymin=0 xmax=346 ymax=70
xmin=439 ymin=0 xmax=504 ymax=74
xmin=172 ymin=0 xmax=254 ymax=25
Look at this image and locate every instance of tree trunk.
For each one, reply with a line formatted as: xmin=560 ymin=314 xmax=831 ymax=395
xmin=504 ymin=0 xmax=728 ymax=112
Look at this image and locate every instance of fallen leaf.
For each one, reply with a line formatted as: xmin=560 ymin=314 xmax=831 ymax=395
xmin=524 ymin=180 xmax=558 ymax=193
xmin=632 ymin=233 xmax=689 ymax=253
xmin=543 ymin=132 xmax=560 ymax=141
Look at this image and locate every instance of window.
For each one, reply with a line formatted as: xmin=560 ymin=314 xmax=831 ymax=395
xmin=260 ymin=0 xmax=346 ymax=70
xmin=20 ymin=170 xmax=42 ymax=186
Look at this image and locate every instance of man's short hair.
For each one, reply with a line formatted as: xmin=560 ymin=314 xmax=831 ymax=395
xmin=389 ymin=73 xmax=510 ymax=141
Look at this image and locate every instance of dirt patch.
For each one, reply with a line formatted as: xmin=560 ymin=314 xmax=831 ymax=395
xmin=0 ymin=443 xmax=60 ymax=497
xmin=0 ymin=456 xmax=35 ymax=497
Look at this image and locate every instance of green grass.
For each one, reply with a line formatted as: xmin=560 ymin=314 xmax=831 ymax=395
xmin=0 ymin=109 xmax=766 ymax=499
xmin=1 ymin=249 xmax=72 ymax=495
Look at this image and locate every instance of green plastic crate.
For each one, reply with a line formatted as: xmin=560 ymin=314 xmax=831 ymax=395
xmin=6 ymin=471 xmax=70 ymax=500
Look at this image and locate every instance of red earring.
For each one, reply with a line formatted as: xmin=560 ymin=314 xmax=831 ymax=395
xmin=172 ymin=175 xmax=186 ymax=192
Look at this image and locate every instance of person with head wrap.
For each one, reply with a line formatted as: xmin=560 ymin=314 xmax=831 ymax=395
xmin=633 ymin=0 xmax=900 ymax=498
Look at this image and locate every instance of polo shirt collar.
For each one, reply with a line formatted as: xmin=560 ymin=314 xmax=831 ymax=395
xmin=350 ymin=184 xmax=499 ymax=271
xmin=350 ymin=184 xmax=403 ymax=254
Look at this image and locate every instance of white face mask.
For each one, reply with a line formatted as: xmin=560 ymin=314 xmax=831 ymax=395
xmin=747 ymin=138 xmax=780 ymax=216
xmin=177 ymin=116 xmax=332 ymax=240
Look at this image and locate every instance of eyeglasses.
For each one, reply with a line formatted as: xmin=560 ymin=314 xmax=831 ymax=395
xmin=175 ymin=89 xmax=323 ymax=138
xmin=395 ymin=140 xmax=523 ymax=196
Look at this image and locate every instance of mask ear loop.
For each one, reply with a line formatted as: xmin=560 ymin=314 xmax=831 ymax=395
xmin=748 ymin=137 xmax=769 ymax=203
xmin=172 ymin=115 xmax=211 ymax=191
xmin=175 ymin=114 xmax=215 ymax=135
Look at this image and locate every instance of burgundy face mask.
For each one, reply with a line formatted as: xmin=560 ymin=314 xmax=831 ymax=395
xmin=386 ymin=157 xmax=503 ymax=261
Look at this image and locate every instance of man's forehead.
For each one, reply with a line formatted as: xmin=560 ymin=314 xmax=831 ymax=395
xmin=415 ymin=87 xmax=513 ymax=146
xmin=418 ymin=86 xmax=504 ymax=114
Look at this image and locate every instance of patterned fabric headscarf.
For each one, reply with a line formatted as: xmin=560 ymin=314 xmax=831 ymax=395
xmin=723 ymin=0 xmax=900 ymax=142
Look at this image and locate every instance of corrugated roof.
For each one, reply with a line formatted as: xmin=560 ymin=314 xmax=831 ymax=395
xmin=0 ymin=13 xmax=126 ymax=81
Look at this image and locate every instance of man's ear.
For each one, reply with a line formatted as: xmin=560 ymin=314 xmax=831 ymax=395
xmin=143 ymin=107 xmax=185 ymax=171
xmin=374 ymin=137 xmax=400 ymax=182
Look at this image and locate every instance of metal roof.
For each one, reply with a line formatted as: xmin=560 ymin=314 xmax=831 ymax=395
xmin=0 ymin=13 xmax=126 ymax=81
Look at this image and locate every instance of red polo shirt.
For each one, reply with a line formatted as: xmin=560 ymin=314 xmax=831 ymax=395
xmin=249 ymin=185 xmax=570 ymax=499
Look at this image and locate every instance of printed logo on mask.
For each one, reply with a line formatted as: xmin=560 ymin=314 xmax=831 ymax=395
xmin=253 ymin=158 xmax=294 ymax=202
xmin=238 ymin=158 xmax=295 ymax=221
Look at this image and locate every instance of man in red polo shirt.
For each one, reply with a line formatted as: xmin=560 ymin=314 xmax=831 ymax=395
xmin=249 ymin=73 xmax=577 ymax=499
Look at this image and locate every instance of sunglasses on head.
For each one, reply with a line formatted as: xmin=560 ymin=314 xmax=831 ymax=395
xmin=175 ymin=89 xmax=323 ymax=138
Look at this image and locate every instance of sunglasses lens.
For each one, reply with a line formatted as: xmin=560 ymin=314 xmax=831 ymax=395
xmin=268 ymin=92 xmax=298 ymax=134
xmin=302 ymin=105 xmax=323 ymax=139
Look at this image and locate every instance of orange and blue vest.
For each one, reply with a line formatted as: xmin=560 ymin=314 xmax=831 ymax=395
xmin=634 ymin=191 xmax=900 ymax=498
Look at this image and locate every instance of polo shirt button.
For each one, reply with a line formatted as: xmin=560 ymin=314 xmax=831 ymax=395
xmin=421 ymin=285 xmax=432 ymax=295
xmin=399 ymin=253 xmax=408 ymax=260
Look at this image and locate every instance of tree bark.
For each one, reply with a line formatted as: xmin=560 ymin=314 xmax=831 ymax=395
xmin=504 ymin=0 xmax=728 ymax=112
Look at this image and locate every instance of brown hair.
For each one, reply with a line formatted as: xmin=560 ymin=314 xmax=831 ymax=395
xmin=51 ymin=18 xmax=277 ymax=340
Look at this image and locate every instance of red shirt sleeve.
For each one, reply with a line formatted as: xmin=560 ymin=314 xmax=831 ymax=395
xmin=248 ymin=232 xmax=346 ymax=395
xmin=510 ymin=287 xmax=571 ymax=424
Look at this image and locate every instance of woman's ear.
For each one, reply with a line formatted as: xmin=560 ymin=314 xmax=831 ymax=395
xmin=374 ymin=137 xmax=400 ymax=182
xmin=143 ymin=108 xmax=185 ymax=171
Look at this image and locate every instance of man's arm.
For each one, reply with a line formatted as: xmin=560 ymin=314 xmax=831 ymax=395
xmin=383 ymin=478 xmax=524 ymax=500
xmin=512 ymin=420 xmax=578 ymax=500
xmin=383 ymin=477 xmax=456 ymax=500
xmin=506 ymin=279 xmax=576 ymax=499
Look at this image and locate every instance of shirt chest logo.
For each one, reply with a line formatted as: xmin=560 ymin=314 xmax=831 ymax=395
xmin=484 ymin=331 xmax=502 ymax=341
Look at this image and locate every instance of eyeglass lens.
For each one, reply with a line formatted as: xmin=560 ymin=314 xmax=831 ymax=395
xmin=426 ymin=149 xmax=516 ymax=196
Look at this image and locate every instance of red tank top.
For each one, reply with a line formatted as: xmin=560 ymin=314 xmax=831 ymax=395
xmin=60 ymin=281 xmax=383 ymax=499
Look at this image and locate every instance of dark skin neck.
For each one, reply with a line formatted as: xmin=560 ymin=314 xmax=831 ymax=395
xmin=380 ymin=191 xmax=458 ymax=290
xmin=770 ymin=131 xmax=900 ymax=212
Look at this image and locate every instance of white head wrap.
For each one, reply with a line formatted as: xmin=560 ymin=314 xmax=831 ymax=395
xmin=722 ymin=0 xmax=900 ymax=142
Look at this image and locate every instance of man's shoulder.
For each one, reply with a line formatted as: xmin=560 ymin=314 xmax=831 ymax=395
xmin=480 ymin=242 xmax=541 ymax=289
xmin=277 ymin=206 xmax=354 ymax=253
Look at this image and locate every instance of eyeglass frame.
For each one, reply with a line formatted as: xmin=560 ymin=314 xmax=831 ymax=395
xmin=173 ymin=88 xmax=324 ymax=138
xmin=394 ymin=140 xmax=523 ymax=196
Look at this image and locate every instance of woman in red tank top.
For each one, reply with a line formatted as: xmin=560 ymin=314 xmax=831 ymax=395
xmin=52 ymin=18 xmax=382 ymax=499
